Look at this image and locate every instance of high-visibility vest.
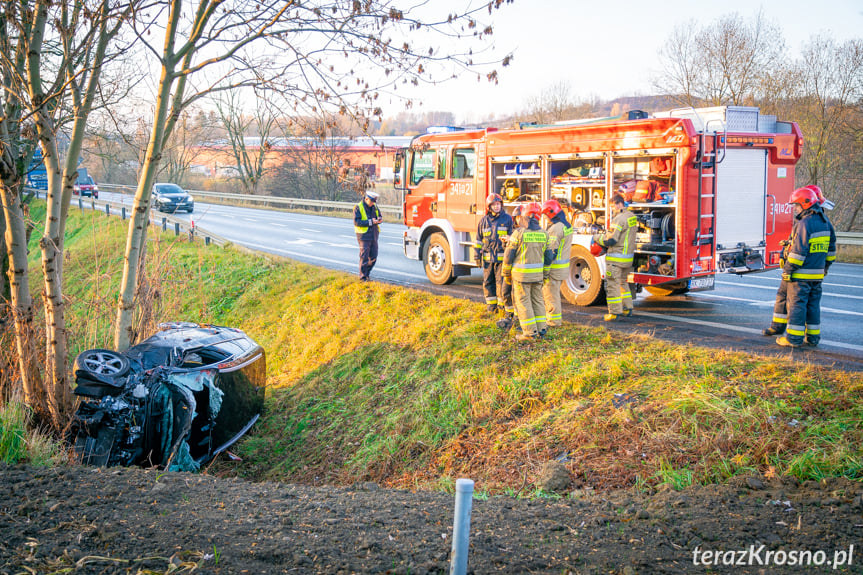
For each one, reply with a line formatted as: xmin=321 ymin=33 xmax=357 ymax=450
xmin=354 ymin=201 xmax=380 ymax=234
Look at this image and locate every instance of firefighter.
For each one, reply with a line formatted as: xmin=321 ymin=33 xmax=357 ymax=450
xmin=354 ymin=190 xmax=383 ymax=281
xmin=502 ymin=202 xmax=554 ymax=341
xmin=776 ymin=186 xmax=837 ymax=348
xmin=593 ymin=193 xmax=637 ymax=321
xmin=474 ymin=193 xmax=514 ymax=315
xmin=541 ymin=199 xmax=573 ymax=328
xmin=763 ymin=185 xmax=832 ymax=337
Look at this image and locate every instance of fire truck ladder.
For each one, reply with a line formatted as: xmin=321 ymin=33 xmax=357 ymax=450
xmin=691 ymin=119 xmax=727 ymax=270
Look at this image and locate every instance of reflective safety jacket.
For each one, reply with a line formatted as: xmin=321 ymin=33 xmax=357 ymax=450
xmin=474 ymin=210 xmax=514 ymax=263
xmin=545 ymin=212 xmax=573 ymax=281
xmin=354 ymin=200 xmax=382 ymax=239
xmin=503 ymin=218 xmax=553 ymax=283
xmin=593 ymin=208 xmax=637 ymax=266
xmin=784 ymin=206 xmax=837 ymax=281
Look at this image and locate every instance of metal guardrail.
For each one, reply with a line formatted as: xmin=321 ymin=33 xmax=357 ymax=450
xmin=837 ymin=232 xmax=863 ymax=246
xmin=97 ymin=183 xmax=402 ymax=216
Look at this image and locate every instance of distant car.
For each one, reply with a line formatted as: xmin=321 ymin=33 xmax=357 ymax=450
xmin=70 ymin=322 xmax=266 ymax=471
xmin=152 ymin=183 xmax=194 ymax=213
xmin=73 ymin=174 xmax=99 ymax=198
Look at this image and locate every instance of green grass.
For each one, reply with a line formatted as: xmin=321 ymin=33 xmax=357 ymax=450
xmin=0 ymin=401 xmax=65 ymax=466
xmin=9 ymin=200 xmax=863 ymax=493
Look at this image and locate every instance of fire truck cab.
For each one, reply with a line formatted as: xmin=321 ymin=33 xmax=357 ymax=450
xmin=394 ymin=107 xmax=803 ymax=305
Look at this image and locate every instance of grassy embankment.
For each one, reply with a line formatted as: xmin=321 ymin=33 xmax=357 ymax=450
xmin=8 ymin=201 xmax=863 ymax=493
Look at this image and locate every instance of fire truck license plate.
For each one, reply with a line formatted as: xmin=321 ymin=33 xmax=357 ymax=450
xmin=688 ymin=277 xmax=715 ymax=291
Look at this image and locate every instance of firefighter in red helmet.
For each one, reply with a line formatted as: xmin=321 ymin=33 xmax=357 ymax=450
xmin=593 ymin=194 xmax=637 ymax=321
xmin=502 ymin=202 xmax=554 ymax=341
xmin=474 ymin=192 xmax=514 ymax=316
xmin=763 ymin=185 xmax=834 ymax=338
xmin=541 ymin=199 xmax=572 ymax=328
xmin=774 ymin=186 xmax=836 ymax=348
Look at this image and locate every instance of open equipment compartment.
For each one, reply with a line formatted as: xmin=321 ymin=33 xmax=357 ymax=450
xmin=611 ymin=151 xmax=679 ymax=279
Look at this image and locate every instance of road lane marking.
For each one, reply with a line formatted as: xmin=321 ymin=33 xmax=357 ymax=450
xmin=634 ymin=310 xmax=863 ymax=352
xmin=715 ymin=280 xmax=863 ymax=299
xmin=238 ymin=241 xmax=427 ymax=279
xmin=731 ymin=275 xmax=862 ymax=289
xmin=272 ymin=223 xmax=287 ymax=227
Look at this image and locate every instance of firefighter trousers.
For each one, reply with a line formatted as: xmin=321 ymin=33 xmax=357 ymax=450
xmin=482 ymin=261 xmax=513 ymax=311
xmin=786 ymin=280 xmax=822 ymax=345
xmin=357 ymin=235 xmax=378 ymax=280
xmin=606 ymin=262 xmax=633 ymax=315
xmin=542 ymin=278 xmax=563 ymax=327
xmin=768 ymin=279 xmax=789 ymax=333
xmin=513 ymin=280 xmax=546 ymax=337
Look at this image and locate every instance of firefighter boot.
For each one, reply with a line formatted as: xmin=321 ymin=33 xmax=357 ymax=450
xmin=515 ymin=332 xmax=538 ymax=343
xmin=776 ymin=336 xmax=802 ymax=348
xmin=496 ymin=313 xmax=514 ymax=330
xmin=604 ymin=313 xmax=618 ymax=322
xmin=762 ymin=326 xmax=784 ymax=336
xmin=486 ymin=303 xmax=499 ymax=314
xmin=622 ymin=309 xmax=633 ymax=317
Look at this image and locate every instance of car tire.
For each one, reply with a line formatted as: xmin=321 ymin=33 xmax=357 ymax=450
xmin=75 ymin=349 xmax=131 ymax=378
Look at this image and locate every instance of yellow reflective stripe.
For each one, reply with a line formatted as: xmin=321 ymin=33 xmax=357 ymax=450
xmin=787 ymin=257 xmax=804 ymax=265
xmin=787 ymin=328 xmax=805 ymax=336
xmin=354 ymin=202 xmax=369 ymax=234
xmin=773 ymin=317 xmax=788 ymax=324
xmin=627 ymin=216 xmax=638 ymax=227
xmin=606 ymin=254 xmax=634 ymax=262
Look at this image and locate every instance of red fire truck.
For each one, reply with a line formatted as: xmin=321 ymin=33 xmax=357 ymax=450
xmin=393 ymin=106 xmax=803 ymax=305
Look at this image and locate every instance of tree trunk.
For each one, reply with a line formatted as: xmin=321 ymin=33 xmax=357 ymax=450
xmin=114 ymin=61 xmax=178 ymax=351
xmin=1 ymin=182 xmax=45 ymax=420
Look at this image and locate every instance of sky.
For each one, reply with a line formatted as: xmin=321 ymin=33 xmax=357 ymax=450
xmin=396 ymin=0 xmax=863 ymax=124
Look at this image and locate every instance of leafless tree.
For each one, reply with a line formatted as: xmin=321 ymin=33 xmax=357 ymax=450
xmin=113 ymin=0 xmax=515 ymax=351
xmin=215 ymin=89 xmax=278 ymax=195
xmin=654 ymin=10 xmax=785 ymax=107
xmin=1 ymin=0 xmax=134 ymax=427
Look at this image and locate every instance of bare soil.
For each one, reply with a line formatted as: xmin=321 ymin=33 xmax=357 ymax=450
xmin=2 ymin=463 xmax=862 ymax=574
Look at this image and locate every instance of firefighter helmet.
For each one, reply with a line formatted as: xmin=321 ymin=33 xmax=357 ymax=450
xmin=525 ymin=202 xmax=542 ymax=220
xmin=590 ymin=240 xmax=605 ymax=257
xmin=789 ymin=187 xmax=818 ymax=211
xmin=541 ymin=199 xmax=562 ymax=218
xmin=805 ymin=185 xmax=835 ymax=210
xmin=511 ymin=205 xmax=524 ymax=219
xmin=485 ymin=193 xmax=503 ymax=210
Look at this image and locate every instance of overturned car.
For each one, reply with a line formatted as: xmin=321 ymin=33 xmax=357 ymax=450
xmin=70 ymin=323 xmax=266 ymax=472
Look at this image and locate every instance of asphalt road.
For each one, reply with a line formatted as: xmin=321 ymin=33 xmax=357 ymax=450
xmin=101 ymin=192 xmax=863 ymax=370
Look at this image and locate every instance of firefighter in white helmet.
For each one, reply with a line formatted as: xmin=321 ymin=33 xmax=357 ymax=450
xmin=593 ymin=193 xmax=637 ymax=321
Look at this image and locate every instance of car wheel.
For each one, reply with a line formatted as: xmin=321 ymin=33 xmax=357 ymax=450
xmin=422 ymin=232 xmax=456 ymax=285
xmin=75 ymin=349 xmax=131 ymax=378
xmin=561 ymin=244 xmax=605 ymax=306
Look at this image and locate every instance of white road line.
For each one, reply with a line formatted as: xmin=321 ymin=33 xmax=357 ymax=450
xmin=387 ymin=243 xmax=404 ymax=247
xmin=692 ymin=293 xmax=772 ymax=305
xmin=302 ymin=228 xmax=320 ymax=232
xmin=734 ymin=275 xmax=862 ymax=289
xmin=715 ymin=280 xmax=863 ymax=299
xmin=237 ymin=241 xmax=427 ymax=279
xmin=272 ymin=223 xmax=287 ymax=227
xmin=243 ymin=217 xmax=259 ymax=222
xmin=634 ymin=310 xmax=863 ymax=352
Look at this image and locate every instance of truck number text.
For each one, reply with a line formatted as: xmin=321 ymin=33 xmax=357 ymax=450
xmin=449 ymin=182 xmax=472 ymax=196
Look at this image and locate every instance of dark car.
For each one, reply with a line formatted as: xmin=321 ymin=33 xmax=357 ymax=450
xmin=70 ymin=322 xmax=266 ymax=471
xmin=152 ymin=183 xmax=194 ymax=213
xmin=73 ymin=174 xmax=99 ymax=198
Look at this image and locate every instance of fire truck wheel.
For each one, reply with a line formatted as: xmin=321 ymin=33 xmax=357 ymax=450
xmin=644 ymin=281 xmax=689 ymax=297
xmin=423 ymin=232 xmax=456 ymax=285
xmin=561 ymin=244 xmax=605 ymax=306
